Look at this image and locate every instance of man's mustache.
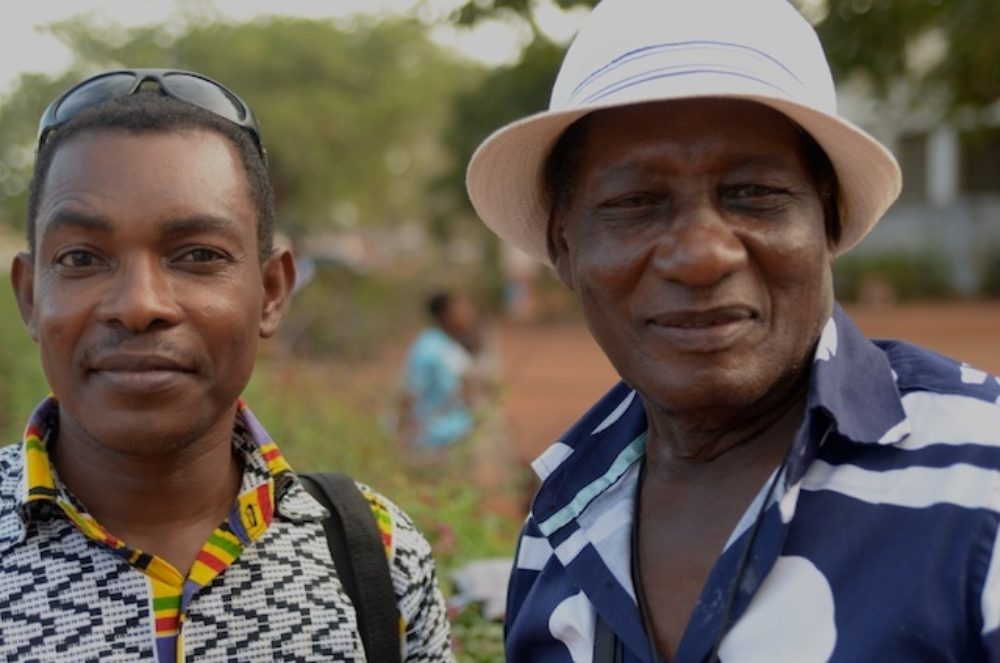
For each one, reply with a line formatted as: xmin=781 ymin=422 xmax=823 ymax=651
xmin=80 ymin=331 xmax=202 ymax=371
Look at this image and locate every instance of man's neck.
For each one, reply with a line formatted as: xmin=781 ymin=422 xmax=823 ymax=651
xmin=49 ymin=410 xmax=244 ymax=575
xmin=635 ymin=379 xmax=809 ymax=661
xmin=642 ymin=373 xmax=809 ymax=479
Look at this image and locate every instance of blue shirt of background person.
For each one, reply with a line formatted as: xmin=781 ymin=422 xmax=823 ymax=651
xmin=401 ymin=293 xmax=480 ymax=449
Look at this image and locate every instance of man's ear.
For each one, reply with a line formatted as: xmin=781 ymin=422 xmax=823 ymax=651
xmin=546 ymin=210 xmax=575 ymax=291
xmin=11 ymin=252 xmax=38 ymax=342
xmin=259 ymin=247 xmax=296 ymax=339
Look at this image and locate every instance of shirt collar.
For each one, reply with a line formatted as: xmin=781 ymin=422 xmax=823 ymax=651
xmin=0 ymin=396 xmax=325 ymax=554
xmin=806 ymin=304 xmax=910 ymax=445
xmin=529 ymin=303 xmax=910 ymax=531
xmin=780 ymin=304 xmax=911 ymax=486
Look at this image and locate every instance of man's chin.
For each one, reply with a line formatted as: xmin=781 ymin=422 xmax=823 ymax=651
xmin=62 ymin=407 xmax=223 ymax=459
xmin=637 ymin=364 xmax=801 ymax=419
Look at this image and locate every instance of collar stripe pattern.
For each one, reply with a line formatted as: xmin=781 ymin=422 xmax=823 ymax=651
xmin=537 ymin=432 xmax=647 ymax=537
xmin=18 ymin=397 xmax=289 ymax=663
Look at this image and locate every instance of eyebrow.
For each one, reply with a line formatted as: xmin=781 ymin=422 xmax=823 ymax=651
xmin=40 ymin=210 xmax=113 ymax=239
xmin=157 ymin=215 xmax=247 ymax=243
xmin=40 ymin=211 xmax=247 ymax=243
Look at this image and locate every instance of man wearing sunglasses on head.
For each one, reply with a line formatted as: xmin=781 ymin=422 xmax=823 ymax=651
xmin=0 ymin=69 xmax=453 ymax=661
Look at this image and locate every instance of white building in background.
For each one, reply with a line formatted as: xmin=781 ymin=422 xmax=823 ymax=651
xmin=839 ymin=79 xmax=1000 ymax=293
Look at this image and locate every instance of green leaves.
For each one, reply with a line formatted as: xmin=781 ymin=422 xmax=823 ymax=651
xmin=0 ymin=15 xmax=478 ymax=239
xmin=815 ymin=0 xmax=1000 ymax=109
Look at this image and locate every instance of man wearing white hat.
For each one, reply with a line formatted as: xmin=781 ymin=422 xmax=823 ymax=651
xmin=466 ymin=0 xmax=1000 ymax=661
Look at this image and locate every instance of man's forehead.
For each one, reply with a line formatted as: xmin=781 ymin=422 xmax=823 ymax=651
xmin=46 ymin=127 xmax=240 ymax=174
xmin=35 ymin=128 xmax=255 ymax=243
xmin=41 ymin=129 xmax=249 ymax=204
xmin=576 ymin=98 xmax=809 ymax=168
xmin=587 ymin=98 xmax=801 ymax=139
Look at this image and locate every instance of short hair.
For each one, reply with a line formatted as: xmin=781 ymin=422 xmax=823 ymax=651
xmin=427 ymin=292 xmax=452 ymax=323
xmin=544 ymin=108 xmax=842 ymax=251
xmin=26 ymin=90 xmax=276 ymax=262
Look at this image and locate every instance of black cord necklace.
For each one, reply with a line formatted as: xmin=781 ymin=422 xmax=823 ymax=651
xmin=706 ymin=420 xmax=834 ymax=661
xmin=631 ymin=460 xmax=666 ymax=663
xmin=705 ymin=449 xmax=790 ymax=662
xmin=631 ymin=443 xmax=796 ymax=663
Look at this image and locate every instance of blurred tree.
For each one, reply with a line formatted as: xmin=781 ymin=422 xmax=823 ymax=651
xmin=0 ymin=72 xmax=77 ymax=232
xmin=448 ymin=0 xmax=998 ymax=109
xmin=0 ymin=15 xmax=478 ymax=240
xmin=815 ymin=0 xmax=999 ymax=111
xmin=433 ymin=39 xmax=566 ymax=305
xmin=452 ymin=0 xmax=594 ymax=29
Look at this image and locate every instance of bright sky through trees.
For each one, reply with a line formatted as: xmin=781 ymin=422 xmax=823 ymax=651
xmin=0 ymin=0 xmax=586 ymax=95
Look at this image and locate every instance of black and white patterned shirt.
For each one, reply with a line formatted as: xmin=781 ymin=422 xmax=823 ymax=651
xmin=0 ymin=398 xmax=454 ymax=661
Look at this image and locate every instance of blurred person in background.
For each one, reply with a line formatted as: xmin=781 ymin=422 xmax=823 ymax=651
xmin=466 ymin=0 xmax=1000 ymax=660
xmin=2 ymin=68 xmax=452 ymax=661
xmin=398 ymin=291 xmax=489 ymax=457
xmin=398 ymin=291 xmax=525 ymax=520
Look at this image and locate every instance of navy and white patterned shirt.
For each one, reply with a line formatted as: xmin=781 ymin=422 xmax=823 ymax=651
xmin=506 ymin=305 xmax=1000 ymax=662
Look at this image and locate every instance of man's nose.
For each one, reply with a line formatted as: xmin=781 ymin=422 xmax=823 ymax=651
xmin=650 ymin=203 xmax=748 ymax=287
xmin=97 ymin=257 xmax=182 ymax=332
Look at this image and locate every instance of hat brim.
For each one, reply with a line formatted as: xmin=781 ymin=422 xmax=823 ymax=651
xmin=466 ymin=94 xmax=901 ymax=264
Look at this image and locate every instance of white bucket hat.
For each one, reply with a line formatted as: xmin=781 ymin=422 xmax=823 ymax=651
xmin=465 ymin=0 xmax=902 ymax=264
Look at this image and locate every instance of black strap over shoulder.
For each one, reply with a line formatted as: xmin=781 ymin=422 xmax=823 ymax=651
xmin=594 ymin=611 xmax=623 ymax=663
xmin=299 ymin=472 xmax=402 ymax=663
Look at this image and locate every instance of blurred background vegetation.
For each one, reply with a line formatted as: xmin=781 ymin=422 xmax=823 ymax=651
xmin=0 ymin=1 xmax=996 ymax=659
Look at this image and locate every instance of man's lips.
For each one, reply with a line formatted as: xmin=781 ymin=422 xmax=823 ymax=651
xmin=87 ymin=354 xmax=196 ymax=394
xmin=649 ymin=306 xmax=756 ymax=328
xmin=646 ymin=306 xmax=759 ymax=352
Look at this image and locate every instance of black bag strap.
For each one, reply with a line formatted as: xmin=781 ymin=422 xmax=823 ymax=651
xmin=593 ymin=611 xmax=623 ymax=663
xmin=299 ymin=472 xmax=402 ymax=663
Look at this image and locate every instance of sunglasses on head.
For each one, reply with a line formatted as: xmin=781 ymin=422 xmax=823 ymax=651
xmin=37 ymin=68 xmax=265 ymax=161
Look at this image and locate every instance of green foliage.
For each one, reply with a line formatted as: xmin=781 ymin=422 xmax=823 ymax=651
xmin=0 ymin=72 xmax=81 ymax=235
xmin=833 ymin=250 xmax=955 ymax=302
xmin=448 ymin=0 xmax=999 ymax=116
xmin=452 ymin=0 xmax=596 ymax=29
xmin=434 ymin=38 xmax=567 ymax=303
xmin=0 ymin=16 xmax=478 ymax=238
xmin=279 ymin=265 xmax=425 ymax=360
xmin=245 ymin=353 xmax=520 ymax=557
xmin=243 ymin=349 xmax=518 ymax=660
xmin=815 ymin=0 xmax=1000 ymax=110
xmin=449 ymin=604 xmax=506 ymax=662
xmin=442 ymin=39 xmax=563 ymax=189
xmin=0 ymin=277 xmax=47 ymax=443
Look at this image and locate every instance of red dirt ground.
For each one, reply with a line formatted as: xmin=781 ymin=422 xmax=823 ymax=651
xmin=495 ymin=301 xmax=1000 ymax=467
xmin=327 ymin=300 xmax=998 ymax=518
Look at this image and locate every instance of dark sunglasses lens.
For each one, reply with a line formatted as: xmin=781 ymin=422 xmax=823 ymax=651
xmin=162 ymin=73 xmax=246 ymax=124
xmin=54 ymin=73 xmax=137 ymax=123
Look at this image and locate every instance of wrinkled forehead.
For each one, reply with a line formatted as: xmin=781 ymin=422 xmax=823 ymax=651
xmin=577 ymin=98 xmax=811 ymax=167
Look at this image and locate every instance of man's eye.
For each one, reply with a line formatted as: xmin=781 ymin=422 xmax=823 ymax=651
xmin=55 ymin=250 xmax=100 ymax=268
xmin=601 ymin=193 xmax=658 ymax=209
xmin=177 ymin=248 xmax=226 ymax=263
xmin=725 ymin=184 xmax=788 ymax=202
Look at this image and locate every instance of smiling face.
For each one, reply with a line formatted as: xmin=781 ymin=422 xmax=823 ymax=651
xmin=549 ymin=99 xmax=835 ymax=418
xmin=12 ymin=128 xmax=293 ymax=456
